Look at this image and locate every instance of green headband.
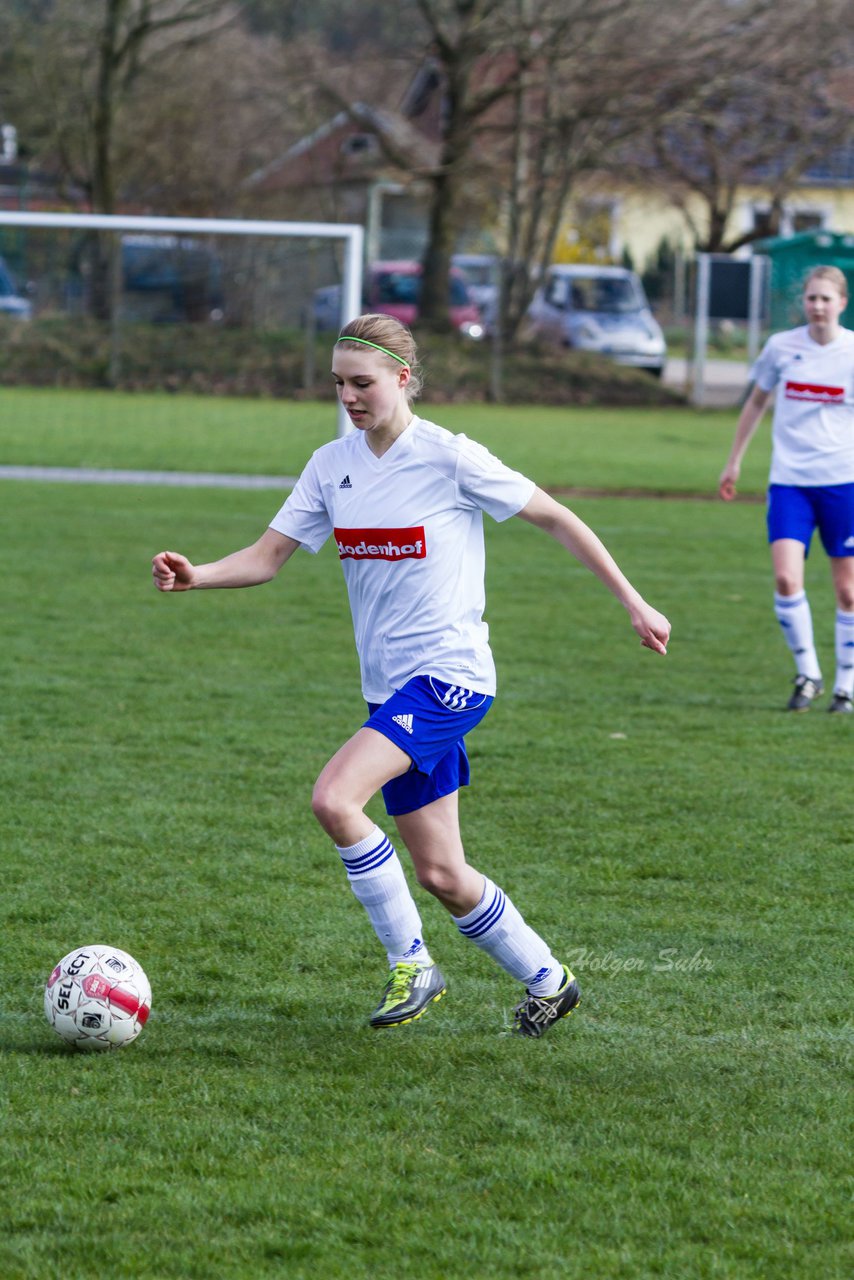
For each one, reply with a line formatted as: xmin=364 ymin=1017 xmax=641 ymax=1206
xmin=336 ymin=335 xmax=410 ymax=367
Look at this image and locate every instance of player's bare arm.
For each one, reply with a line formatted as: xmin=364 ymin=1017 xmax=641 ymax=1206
xmin=516 ymin=487 xmax=670 ymax=654
xmin=719 ymin=384 xmax=774 ymax=500
xmin=152 ymin=528 xmax=299 ymax=592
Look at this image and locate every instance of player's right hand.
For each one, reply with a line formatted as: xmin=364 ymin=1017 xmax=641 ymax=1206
xmin=152 ymin=550 xmax=195 ymax=592
xmin=718 ymin=464 xmax=739 ymax=501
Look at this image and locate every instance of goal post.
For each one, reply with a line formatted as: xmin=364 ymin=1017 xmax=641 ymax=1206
xmin=0 ymin=210 xmax=364 ymax=437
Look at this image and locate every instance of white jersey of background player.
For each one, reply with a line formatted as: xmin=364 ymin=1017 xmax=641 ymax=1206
xmin=720 ymin=265 xmax=854 ymax=712
xmin=153 ymin=313 xmax=670 ymax=1036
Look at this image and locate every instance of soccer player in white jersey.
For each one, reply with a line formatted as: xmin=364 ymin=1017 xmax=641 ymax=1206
xmin=152 ymin=314 xmax=670 ymax=1035
xmin=720 ymin=266 xmax=854 ymax=713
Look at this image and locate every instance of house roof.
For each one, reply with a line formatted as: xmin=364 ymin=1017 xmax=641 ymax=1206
xmin=243 ymin=102 xmax=438 ymax=193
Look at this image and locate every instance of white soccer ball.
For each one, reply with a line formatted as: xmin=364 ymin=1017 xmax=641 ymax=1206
xmin=44 ymin=945 xmax=152 ymax=1051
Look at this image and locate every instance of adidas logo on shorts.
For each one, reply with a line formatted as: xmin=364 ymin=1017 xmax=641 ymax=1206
xmin=392 ymin=713 xmax=414 ymax=734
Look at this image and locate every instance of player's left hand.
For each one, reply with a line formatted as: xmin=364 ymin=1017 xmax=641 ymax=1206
xmin=631 ymin=604 xmax=671 ymax=655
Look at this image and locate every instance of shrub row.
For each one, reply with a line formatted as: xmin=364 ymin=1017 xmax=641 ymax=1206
xmin=0 ymin=316 xmax=684 ymax=407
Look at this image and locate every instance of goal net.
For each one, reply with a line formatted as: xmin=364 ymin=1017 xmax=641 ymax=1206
xmin=0 ymin=211 xmax=364 ymax=446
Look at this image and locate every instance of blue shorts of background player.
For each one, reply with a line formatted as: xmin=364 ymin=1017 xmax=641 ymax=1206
xmin=767 ymin=483 xmax=854 ymax=556
xmin=364 ymin=675 xmax=493 ymax=816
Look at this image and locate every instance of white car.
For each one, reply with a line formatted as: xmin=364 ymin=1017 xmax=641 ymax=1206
xmin=526 ymin=264 xmax=666 ymax=376
xmin=0 ymin=254 xmax=32 ymax=319
xmin=453 ymin=254 xmax=499 ymax=330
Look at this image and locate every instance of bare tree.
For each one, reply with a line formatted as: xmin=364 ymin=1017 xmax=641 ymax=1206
xmin=626 ymin=0 xmax=854 ymax=253
xmin=411 ymin=0 xmax=558 ymax=330
xmin=381 ymin=0 xmax=758 ymax=335
xmin=495 ymin=0 xmax=680 ymax=338
xmin=3 ymin=1 xmax=238 ymax=317
xmin=4 ymin=1 xmax=239 ymax=213
xmin=94 ymin=1 xmax=242 ymax=215
xmin=117 ymin=25 xmax=310 ymax=215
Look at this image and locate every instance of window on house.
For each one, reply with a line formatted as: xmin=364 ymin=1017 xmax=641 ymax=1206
xmin=792 ymin=210 xmax=824 ymax=233
xmin=751 ymin=205 xmax=827 ymax=238
xmin=751 ymin=207 xmax=776 ymax=238
xmin=341 ymin=134 xmax=378 ymax=157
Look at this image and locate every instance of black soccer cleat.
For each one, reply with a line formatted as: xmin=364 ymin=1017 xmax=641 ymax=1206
xmin=828 ymin=691 xmax=854 ymax=714
xmin=787 ymin=675 xmax=824 ymax=711
xmin=513 ymin=965 xmax=580 ymax=1038
xmin=369 ymin=961 xmax=446 ymax=1028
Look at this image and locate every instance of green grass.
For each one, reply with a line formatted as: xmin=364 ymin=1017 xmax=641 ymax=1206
xmin=0 ymin=397 xmax=850 ymax=1279
xmin=0 ymin=385 xmax=770 ymax=495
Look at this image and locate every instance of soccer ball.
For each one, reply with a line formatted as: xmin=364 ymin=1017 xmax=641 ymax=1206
xmin=44 ymin=945 xmax=152 ymax=1051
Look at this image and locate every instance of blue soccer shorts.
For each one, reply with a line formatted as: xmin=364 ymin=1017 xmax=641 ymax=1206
xmin=767 ymin=483 xmax=854 ymax=557
xmin=364 ymin=675 xmax=493 ymax=816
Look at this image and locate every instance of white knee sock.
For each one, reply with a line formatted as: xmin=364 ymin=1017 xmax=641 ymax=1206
xmin=774 ymin=591 xmax=821 ymax=678
xmin=834 ymin=609 xmax=854 ymax=696
xmin=455 ymin=876 xmax=564 ymax=995
xmin=337 ymin=826 xmax=431 ymax=968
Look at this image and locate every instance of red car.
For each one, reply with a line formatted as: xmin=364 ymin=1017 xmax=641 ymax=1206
xmin=366 ymin=260 xmax=484 ymax=336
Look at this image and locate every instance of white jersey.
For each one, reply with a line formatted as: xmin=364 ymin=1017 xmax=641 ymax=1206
xmin=750 ymin=325 xmax=854 ymax=486
xmin=269 ymin=416 xmax=536 ymax=702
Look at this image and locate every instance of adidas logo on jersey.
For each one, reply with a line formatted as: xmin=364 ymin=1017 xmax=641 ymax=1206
xmin=339 ymin=475 xmax=352 ymax=489
xmin=392 ymin=713 xmax=414 ymax=734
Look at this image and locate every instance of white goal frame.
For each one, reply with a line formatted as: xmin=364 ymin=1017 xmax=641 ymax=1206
xmin=0 ymin=210 xmax=364 ymax=437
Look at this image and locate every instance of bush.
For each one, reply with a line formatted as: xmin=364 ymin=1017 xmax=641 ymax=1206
xmin=0 ymin=316 xmax=685 ymax=406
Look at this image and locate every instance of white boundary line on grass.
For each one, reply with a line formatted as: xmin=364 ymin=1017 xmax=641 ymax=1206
xmin=0 ymin=465 xmax=297 ymax=489
xmin=0 ymin=466 xmax=753 ymax=500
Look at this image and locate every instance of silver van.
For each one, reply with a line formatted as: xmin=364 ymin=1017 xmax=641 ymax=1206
xmin=526 ymin=264 xmax=666 ymax=376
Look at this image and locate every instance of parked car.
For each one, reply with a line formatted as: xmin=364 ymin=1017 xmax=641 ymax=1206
xmin=0 ymin=254 xmax=32 ymax=320
xmin=121 ymin=235 xmax=224 ymax=323
xmin=312 ymin=259 xmax=485 ymax=337
xmin=312 ymin=283 xmax=344 ymax=333
xmin=526 ymin=264 xmax=666 ymax=375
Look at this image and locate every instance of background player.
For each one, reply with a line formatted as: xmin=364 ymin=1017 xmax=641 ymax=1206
xmin=719 ymin=266 xmax=854 ymax=712
xmin=153 ymin=314 xmax=671 ymax=1036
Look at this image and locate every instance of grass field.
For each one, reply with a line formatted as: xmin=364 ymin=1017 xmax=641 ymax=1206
xmin=0 ymin=388 xmax=850 ymax=1279
xmin=0 ymin=383 xmax=769 ymax=495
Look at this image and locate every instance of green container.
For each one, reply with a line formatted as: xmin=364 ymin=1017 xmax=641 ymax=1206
xmin=754 ymin=229 xmax=854 ymax=330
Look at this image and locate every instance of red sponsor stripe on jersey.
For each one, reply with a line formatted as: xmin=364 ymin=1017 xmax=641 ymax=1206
xmin=334 ymin=526 xmax=427 ymax=560
xmin=784 ymin=381 xmax=845 ymax=403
